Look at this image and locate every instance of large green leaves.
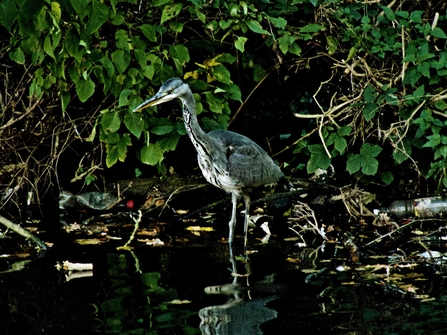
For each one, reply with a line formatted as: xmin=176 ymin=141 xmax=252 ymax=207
xmin=347 ymin=143 xmax=383 ymax=176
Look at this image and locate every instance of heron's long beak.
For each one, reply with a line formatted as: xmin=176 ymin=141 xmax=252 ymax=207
xmin=133 ymin=91 xmax=173 ymax=112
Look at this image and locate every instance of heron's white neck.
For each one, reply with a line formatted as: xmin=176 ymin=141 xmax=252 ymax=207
xmin=180 ymin=90 xmax=210 ymax=149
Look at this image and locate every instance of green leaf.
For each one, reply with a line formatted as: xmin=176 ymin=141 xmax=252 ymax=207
xmin=9 ymin=47 xmax=25 ymax=64
xmin=211 ymin=64 xmax=231 ymax=84
xmin=347 ymin=143 xmax=382 ymax=175
xmin=36 ymin=7 xmax=49 ymax=32
xmin=334 ymin=136 xmax=347 ymax=153
xmin=338 ymin=126 xmax=352 ymax=136
xmin=76 ymin=78 xmax=95 ymax=102
xmin=360 ymin=143 xmax=382 ymax=157
xmin=194 ymin=6 xmax=206 ymax=23
xmin=253 ymin=64 xmax=266 ymax=83
xmin=158 ymin=133 xmax=180 ymax=151
xmin=306 ymin=144 xmax=331 ymax=174
xmin=169 ymin=21 xmax=183 ymax=32
xmin=43 ymin=35 xmax=55 ymax=59
xmin=423 ymin=133 xmax=441 ymax=148
xmin=361 ymin=156 xmax=379 ymax=175
xmin=245 ymin=19 xmax=269 ymax=35
xmin=124 ymin=111 xmax=143 ymax=138
xmin=269 ymin=17 xmax=287 ymax=28
xmin=216 ymin=53 xmax=236 ymax=64
xmin=118 ymin=89 xmax=134 ymax=107
xmin=435 ymin=99 xmax=447 ymax=111
xmin=176 ymin=122 xmax=186 ymax=135
xmin=101 ymin=109 xmax=121 ymax=134
xmin=413 ymin=85 xmax=425 ymax=98
xmin=115 ymin=29 xmax=130 ymax=50
xmin=346 ymin=154 xmax=362 ymax=174
xmin=86 ymin=0 xmax=109 ymax=35
xmin=141 ymin=144 xmax=163 ymax=165
xmin=151 ymin=119 xmax=174 ymax=135
xmin=434 ymin=145 xmax=447 ymax=160
xmin=105 ymin=133 xmax=131 ymax=167
xmin=300 ymin=23 xmax=325 ymax=33
xmin=393 ymin=138 xmax=411 ymax=164
xmin=61 ymin=91 xmax=70 ymax=112
xmin=417 ymin=62 xmax=430 ymax=78
xmin=234 ymin=36 xmax=247 ymax=52
xmin=170 ymin=44 xmax=190 ymax=64
xmin=363 ymin=85 xmax=377 ymax=103
xmin=71 ymin=0 xmax=89 ymax=20
xmin=381 ymin=6 xmax=395 ymax=21
xmin=363 ymin=103 xmax=378 ymax=121
xmin=204 ymin=92 xmax=224 ymax=114
xmin=161 ymin=3 xmax=182 ymax=24
xmin=0 ymin=0 xmax=18 ymax=32
xmin=395 ymin=11 xmax=409 ymax=19
xmin=277 ymin=34 xmax=296 ymax=54
xmin=346 ymin=46 xmax=356 ymax=62
xmin=326 ymin=35 xmax=338 ymax=55
xmin=140 ymin=24 xmax=157 ymax=42
xmin=409 ymin=11 xmax=423 ymax=23
xmin=111 ymin=49 xmax=131 ymax=73
xmin=380 ymin=171 xmax=394 ymax=185
xmin=201 ymin=117 xmax=221 ymax=131
xmin=431 ymin=27 xmax=447 ymax=39
xmin=153 ymin=0 xmax=171 ymax=6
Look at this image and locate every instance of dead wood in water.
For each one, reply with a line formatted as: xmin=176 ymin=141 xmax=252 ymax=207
xmin=0 ymin=214 xmax=47 ymax=250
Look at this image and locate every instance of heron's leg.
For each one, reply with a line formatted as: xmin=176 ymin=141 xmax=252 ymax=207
xmin=243 ymin=194 xmax=251 ymax=247
xmin=228 ymin=193 xmax=238 ymax=244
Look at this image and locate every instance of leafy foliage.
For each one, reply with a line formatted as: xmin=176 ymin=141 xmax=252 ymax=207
xmin=1 ymin=0 xmax=447 ymax=196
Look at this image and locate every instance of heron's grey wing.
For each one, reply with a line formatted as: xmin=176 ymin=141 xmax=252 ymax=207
xmin=208 ymin=130 xmax=284 ymax=188
xmin=227 ymin=143 xmax=283 ymax=187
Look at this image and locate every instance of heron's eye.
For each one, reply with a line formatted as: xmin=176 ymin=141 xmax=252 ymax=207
xmin=168 ymin=88 xmax=174 ymax=93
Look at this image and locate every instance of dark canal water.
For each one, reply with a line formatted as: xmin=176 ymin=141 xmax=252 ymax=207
xmin=1 ymin=212 xmax=447 ymax=334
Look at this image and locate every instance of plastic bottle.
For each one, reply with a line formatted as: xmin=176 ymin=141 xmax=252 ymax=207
xmin=59 ymin=191 xmax=134 ymax=211
xmin=381 ymin=196 xmax=447 ymax=219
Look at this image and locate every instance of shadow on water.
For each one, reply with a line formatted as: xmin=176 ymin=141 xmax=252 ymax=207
xmin=1 ymin=212 xmax=447 ymax=334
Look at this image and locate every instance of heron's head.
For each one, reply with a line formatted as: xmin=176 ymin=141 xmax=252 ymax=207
xmin=133 ymin=77 xmax=189 ymax=112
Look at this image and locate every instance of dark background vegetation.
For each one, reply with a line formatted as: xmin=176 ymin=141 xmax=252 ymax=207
xmin=0 ymin=0 xmax=447 ymax=217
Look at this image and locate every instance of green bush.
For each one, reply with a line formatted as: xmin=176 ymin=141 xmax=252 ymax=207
xmin=1 ymin=0 xmax=447 ymax=196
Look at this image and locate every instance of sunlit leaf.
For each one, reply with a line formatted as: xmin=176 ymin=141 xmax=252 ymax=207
xmin=194 ymin=6 xmax=205 ymax=23
xmin=141 ymin=143 xmax=163 ymax=165
xmin=326 ymin=35 xmax=338 ymax=55
xmin=161 ymin=3 xmax=182 ymax=24
xmin=234 ymin=36 xmax=247 ymax=52
xmin=246 ymin=19 xmax=269 ymax=35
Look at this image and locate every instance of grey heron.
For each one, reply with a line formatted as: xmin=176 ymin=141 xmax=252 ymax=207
xmin=134 ymin=78 xmax=286 ymax=244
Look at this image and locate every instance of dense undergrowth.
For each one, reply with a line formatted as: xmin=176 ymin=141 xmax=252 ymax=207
xmin=0 ymin=0 xmax=446 ymax=213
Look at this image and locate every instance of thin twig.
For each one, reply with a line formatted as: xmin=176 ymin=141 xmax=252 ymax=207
xmin=229 ymin=66 xmax=277 ymax=125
